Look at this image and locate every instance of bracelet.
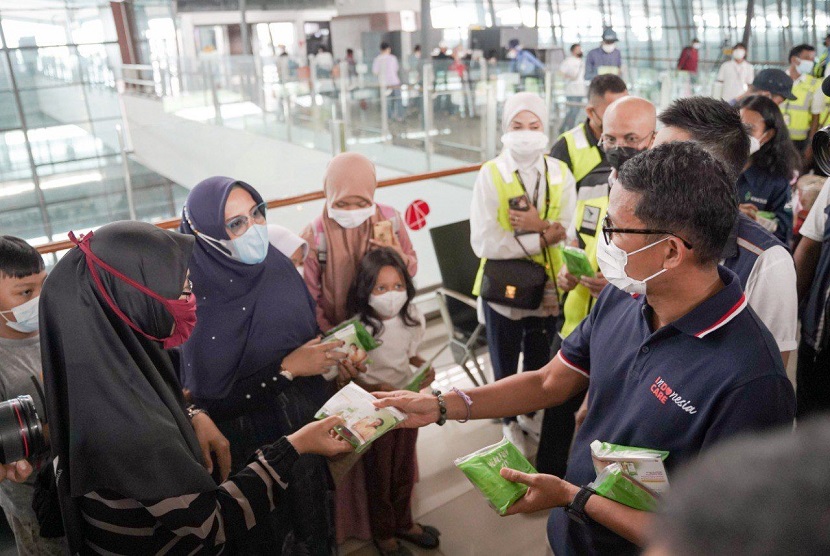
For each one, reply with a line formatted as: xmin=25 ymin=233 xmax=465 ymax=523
xmin=186 ymin=404 xmax=208 ymax=420
xmin=452 ymin=387 xmax=473 ymax=423
xmin=432 ymin=389 xmax=447 ymax=426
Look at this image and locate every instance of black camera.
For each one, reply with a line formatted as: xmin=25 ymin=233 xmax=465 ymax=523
xmin=0 ymin=395 xmax=46 ymax=465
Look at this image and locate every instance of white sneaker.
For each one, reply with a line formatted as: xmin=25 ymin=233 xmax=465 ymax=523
xmin=517 ymin=412 xmax=543 ymax=444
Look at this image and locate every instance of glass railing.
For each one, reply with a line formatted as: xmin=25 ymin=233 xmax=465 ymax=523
xmin=126 ymin=54 xmax=728 ymax=178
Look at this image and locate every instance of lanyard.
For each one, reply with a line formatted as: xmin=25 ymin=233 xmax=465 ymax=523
xmin=514 ymin=160 xmax=551 ymax=220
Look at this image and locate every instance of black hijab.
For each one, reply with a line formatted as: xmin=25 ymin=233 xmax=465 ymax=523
xmin=40 ymin=221 xmax=216 ymax=549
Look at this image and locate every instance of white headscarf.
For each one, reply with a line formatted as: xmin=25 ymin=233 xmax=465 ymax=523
xmin=501 ymin=92 xmax=548 ymax=134
xmin=501 ymin=92 xmax=550 ymax=171
xmin=267 ymin=224 xmax=308 ymax=263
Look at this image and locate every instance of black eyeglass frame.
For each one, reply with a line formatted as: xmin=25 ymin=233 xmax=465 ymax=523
xmin=601 ymin=215 xmax=694 ymax=250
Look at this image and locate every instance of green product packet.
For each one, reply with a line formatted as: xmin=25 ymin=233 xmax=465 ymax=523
xmin=561 ymin=246 xmax=595 ymax=278
xmin=455 ymin=437 xmax=537 ymax=515
xmin=315 ymin=382 xmax=406 ymax=454
xmin=590 ymin=440 xmax=670 ymax=495
xmin=589 ymin=463 xmax=659 ymax=512
xmin=323 ymin=318 xmax=381 ymax=351
xmin=404 ymin=363 xmax=430 ymax=392
xmin=756 ymin=210 xmax=776 ymax=220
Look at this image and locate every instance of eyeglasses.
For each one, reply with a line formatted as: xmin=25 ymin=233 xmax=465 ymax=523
xmin=225 ymin=202 xmax=267 ymax=237
xmin=602 ymin=215 xmax=693 ymax=249
xmin=599 ymin=131 xmax=655 ymax=150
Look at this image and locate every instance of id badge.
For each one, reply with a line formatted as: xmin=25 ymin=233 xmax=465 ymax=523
xmin=579 ymin=205 xmax=601 ymax=237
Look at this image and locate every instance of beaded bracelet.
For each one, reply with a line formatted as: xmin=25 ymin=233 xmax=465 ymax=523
xmin=432 ymin=389 xmax=447 ymax=426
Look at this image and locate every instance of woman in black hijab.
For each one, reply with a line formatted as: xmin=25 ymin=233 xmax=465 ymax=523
xmin=40 ymin=221 xmax=350 ymax=554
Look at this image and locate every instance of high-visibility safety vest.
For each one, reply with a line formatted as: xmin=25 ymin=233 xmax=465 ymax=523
xmin=812 ymin=50 xmax=828 ymax=78
xmin=781 ymin=75 xmax=821 ymax=141
xmin=561 ymin=194 xmax=609 ymax=338
xmin=561 ymin=123 xmax=603 ymax=184
xmin=472 ymin=158 xmax=569 ymax=298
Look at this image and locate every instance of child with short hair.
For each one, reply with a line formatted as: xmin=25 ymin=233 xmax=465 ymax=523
xmin=345 ymin=247 xmax=440 ymax=556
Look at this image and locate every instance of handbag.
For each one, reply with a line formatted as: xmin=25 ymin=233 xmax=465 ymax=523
xmin=479 ymin=163 xmax=551 ymax=310
xmin=480 ymin=257 xmax=548 ymax=309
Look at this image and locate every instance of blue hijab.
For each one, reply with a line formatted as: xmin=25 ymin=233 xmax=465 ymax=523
xmin=179 ymin=176 xmax=318 ymax=399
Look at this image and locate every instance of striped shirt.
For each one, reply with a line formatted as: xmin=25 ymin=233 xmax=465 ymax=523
xmin=80 ymin=437 xmax=298 ymax=555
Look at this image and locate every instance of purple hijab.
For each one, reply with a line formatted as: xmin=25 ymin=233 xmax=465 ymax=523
xmin=179 ymin=176 xmax=318 ymax=399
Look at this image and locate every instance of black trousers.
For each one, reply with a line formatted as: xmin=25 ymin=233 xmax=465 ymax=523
xmin=483 ymin=302 xmax=556 ymax=425
xmin=796 ymin=340 xmax=830 ymax=419
xmin=536 ymin=327 xmax=586 ymax=477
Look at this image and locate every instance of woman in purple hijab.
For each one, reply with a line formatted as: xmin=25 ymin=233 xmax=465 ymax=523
xmin=179 ymin=176 xmax=357 ymax=555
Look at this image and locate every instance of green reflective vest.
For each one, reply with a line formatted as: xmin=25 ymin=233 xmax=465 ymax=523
xmin=472 ymin=158 xmax=569 ymax=298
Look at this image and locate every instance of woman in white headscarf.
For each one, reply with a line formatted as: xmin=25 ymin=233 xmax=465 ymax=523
xmin=469 ymin=92 xmax=576 ymax=455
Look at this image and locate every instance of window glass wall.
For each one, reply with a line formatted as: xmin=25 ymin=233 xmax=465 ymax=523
xmin=0 ymin=0 xmax=188 ymax=247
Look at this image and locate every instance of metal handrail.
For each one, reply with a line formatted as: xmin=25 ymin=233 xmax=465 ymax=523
xmin=35 ymin=163 xmax=482 ymax=255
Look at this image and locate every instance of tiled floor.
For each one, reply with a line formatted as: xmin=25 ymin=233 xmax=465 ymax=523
xmin=340 ymin=313 xmax=554 ymax=556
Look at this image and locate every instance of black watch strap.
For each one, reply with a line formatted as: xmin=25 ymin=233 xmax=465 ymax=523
xmin=565 ymin=486 xmax=595 ymax=525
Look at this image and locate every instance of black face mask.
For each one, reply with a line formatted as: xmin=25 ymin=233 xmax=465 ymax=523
xmin=605 ymin=146 xmax=642 ymax=171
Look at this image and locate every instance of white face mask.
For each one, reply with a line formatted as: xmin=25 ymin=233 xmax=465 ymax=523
xmin=199 ymin=223 xmax=270 ymax=265
xmin=0 ymin=296 xmax=40 ymax=334
xmin=602 ymin=43 xmax=616 ymax=53
xmin=596 ymin=232 xmax=669 ymax=296
xmin=732 ymin=49 xmax=746 ymax=61
xmin=501 ymin=130 xmax=548 ymax=165
xmin=327 ymin=203 xmax=376 ymax=229
xmin=748 ymin=135 xmax=762 ymax=156
xmin=369 ymin=290 xmax=408 ymax=318
xmin=796 ymin=58 xmax=815 ymax=75
xmin=692 ymin=43 xmax=701 ymax=50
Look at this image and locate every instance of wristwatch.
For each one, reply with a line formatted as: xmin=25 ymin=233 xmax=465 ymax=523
xmin=186 ymin=405 xmax=208 ymax=420
xmin=564 ymin=486 xmax=595 ymax=525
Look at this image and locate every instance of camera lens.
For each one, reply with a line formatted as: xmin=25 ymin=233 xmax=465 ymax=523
xmin=0 ymin=396 xmax=46 ymax=465
xmin=812 ymin=125 xmax=830 ymax=176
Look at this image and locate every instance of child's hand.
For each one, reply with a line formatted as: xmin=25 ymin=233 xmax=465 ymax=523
xmin=419 ymin=367 xmax=436 ymax=391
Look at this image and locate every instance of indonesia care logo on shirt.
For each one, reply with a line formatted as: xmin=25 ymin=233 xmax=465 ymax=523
xmin=650 ymin=376 xmax=698 ymax=415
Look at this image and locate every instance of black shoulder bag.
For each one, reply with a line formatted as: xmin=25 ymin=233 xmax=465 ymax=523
xmin=480 ymin=162 xmax=551 ymax=310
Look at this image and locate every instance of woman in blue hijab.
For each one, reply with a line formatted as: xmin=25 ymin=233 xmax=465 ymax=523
xmin=180 ymin=176 xmax=355 ymax=555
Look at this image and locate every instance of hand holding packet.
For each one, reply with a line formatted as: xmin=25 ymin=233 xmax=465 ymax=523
xmin=588 ymin=440 xmax=669 ymax=510
xmin=754 ymin=210 xmax=778 ymax=233
xmin=454 ymin=437 xmax=537 ymax=515
xmin=321 ymin=319 xmax=380 ymax=379
xmin=314 ymin=382 xmax=406 ymax=454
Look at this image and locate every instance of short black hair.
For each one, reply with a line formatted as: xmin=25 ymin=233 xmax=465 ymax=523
xmin=651 ymin=418 xmax=830 ymax=556
xmin=570 ymin=43 xmax=581 ymax=53
xmin=413 ymin=44 xmax=421 ymax=52
xmin=0 ymin=236 xmax=44 ymax=279
xmin=733 ymin=42 xmax=747 ymax=50
xmin=617 ymin=142 xmax=737 ymax=265
xmin=346 ymin=48 xmax=354 ymax=55
xmin=789 ymin=43 xmax=815 ymax=61
xmin=587 ymin=74 xmax=627 ymax=101
xmin=380 ymin=42 xmax=390 ymax=51
xmin=658 ymin=96 xmax=749 ymax=182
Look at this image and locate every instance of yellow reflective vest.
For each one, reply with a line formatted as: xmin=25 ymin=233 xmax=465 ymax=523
xmin=472 ymin=158 xmax=569 ymax=298
xmin=561 ymin=123 xmax=603 ymax=184
xmin=782 ymin=75 xmax=821 ymax=141
xmin=561 ymin=194 xmax=609 ymax=338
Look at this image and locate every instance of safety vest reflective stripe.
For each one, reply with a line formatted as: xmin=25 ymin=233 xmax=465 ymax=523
xmin=782 ymin=75 xmax=820 ymax=141
xmin=561 ymin=195 xmax=609 ymax=338
xmin=472 ymin=158 xmax=568 ymax=297
xmin=562 ymin=123 xmax=602 ymax=184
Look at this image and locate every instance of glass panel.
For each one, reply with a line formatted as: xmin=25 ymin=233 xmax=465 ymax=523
xmin=10 ymin=46 xmax=80 ymax=90
xmin=0 ymin=129 xmax=32 ymax=181
xmin=1 ymin=9 xmax=70 ymax=48
xmin=0 ymin=91 xmax=20 ymax=130
xmin=20 ymin=84 xmax=90 ymax=128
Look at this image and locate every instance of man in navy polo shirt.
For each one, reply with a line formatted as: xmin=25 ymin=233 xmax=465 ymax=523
xmin=376 ymin=143 xmax=795 ymax=555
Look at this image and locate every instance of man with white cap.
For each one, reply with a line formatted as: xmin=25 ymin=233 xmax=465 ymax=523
xmin=469 ymin=92 xmax=577 ymax=455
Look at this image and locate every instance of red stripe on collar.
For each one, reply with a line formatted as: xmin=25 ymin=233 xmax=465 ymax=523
xmin=694 ymin=294 xmax=748 ymax=339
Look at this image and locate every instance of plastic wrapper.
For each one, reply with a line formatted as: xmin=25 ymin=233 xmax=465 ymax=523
xmin=590 ymin=440 xmax=670 ymax=495
xmin=315 ymin=382 xmax=406 ymax=453
xmin=589 ymin=463 xmax=658 ymax=511
xmin=454 ymin=437 xmax=537 ymax=515
xmin=561 ymin=246 xmax=595 ymax=278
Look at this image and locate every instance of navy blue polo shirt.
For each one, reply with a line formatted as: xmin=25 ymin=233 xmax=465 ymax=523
xmin=548 ymin=266 xmax=795 ymax=555
xmin=736 ymin=165 xmax=793 ymax=244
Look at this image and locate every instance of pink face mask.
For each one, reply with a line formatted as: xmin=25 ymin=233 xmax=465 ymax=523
xmin=69 ymin=231 xmax=197 ymax=349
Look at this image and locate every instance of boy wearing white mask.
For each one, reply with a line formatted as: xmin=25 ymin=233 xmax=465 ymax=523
xmin=0 ymin=236 xmax=63 ymax=555
xmin=714 ymin=42 xmax=754 ymax=103
xmin=469 ymin=92 xmax=576 ymax=455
